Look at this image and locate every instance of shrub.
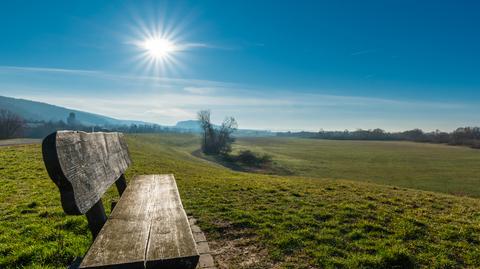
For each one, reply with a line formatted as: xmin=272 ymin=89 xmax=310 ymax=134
xmin=235 ymin=150 xmax=272 ymax=167
xmin=0 ymin=109 xmax=24 ymax=139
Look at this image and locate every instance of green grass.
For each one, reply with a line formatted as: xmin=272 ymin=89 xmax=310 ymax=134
xmin=234 ymin=137 xmax=480 ymax=197
xmin=1 ymin=133 xmax=480 ymax=268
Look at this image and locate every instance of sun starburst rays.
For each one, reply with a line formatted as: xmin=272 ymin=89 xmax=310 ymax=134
xmin=126 ymin=9 xmax=192 ymax=77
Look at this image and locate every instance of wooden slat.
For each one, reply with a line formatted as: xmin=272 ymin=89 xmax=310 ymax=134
xmin=108 ymin=175 xmax=158 ymax=221
xmin=42 ymin=131 xmax=131 ymax=215
xmin=146 ymin=214 xmax=199 ymax=268
xmin=80 ymin=219 xmax=149 ymax=269
xmin=80 ymin=174 xmax=199 ymax=269
xmin=146 ymin=175 xmax=199 ymax=269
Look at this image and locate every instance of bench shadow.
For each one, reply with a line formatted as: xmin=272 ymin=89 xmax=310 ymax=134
xmin=68 ymin=257 xmax=82 ymax=269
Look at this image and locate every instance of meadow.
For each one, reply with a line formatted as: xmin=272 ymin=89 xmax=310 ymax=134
xmin=1 ymin=133 xmax=480 ymax=268
xmin=234 ymin=137 xmax=480 ymax=197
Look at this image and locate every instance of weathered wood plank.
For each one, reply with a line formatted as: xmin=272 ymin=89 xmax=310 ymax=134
xmin=146 ymin=214 xmax=199 ymax=268
xmin=42 ymin=131 xmax=131 ymax=215
xmin=146 ymin=175 xmax=199 ymax=269
xmin=80 ymin=219 xmax=149 ymax=269
xmin=80 ymin=174 xmax=199 ymax=269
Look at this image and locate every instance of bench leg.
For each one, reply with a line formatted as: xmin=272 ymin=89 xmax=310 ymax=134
xmin=86 ymin=199 xmax=107 ymax=239
xmin=115 ymin=174 xmax=127 ymax=196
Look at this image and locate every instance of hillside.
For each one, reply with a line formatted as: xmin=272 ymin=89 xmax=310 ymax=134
xmin=175 ymin=120 xmax=204 ymax=131
xmin=0 ymin=95 xmax=149 ymax=126
xmin=1 ymin=134 xmax=480 ymax=268
xmin=0 ymin=96 xmax=274 ymax=136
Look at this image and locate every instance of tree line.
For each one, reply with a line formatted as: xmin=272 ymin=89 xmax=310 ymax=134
xmin=277 ymin=128 xmax=480 ymax=149
xmin=0 ymin=109 xmax=192 ymax=139
xmin=2 ymin=108 xmax=480 ymax=150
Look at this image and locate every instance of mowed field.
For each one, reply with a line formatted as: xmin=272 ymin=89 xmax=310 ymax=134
xmin=235 ymin=137 xmax=480 ymax=197
xmin=1 ymin=134 xmax=480 ymax=268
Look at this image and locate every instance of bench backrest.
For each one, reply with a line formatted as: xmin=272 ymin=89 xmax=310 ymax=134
xmin=42 ymin=131 xmax=131 ymax=215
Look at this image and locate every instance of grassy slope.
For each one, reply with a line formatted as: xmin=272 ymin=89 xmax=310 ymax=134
xmin=235 ymin=137 xmax=480 ymax=197
xmin=0 ymin=134 xmax=479 ymax=268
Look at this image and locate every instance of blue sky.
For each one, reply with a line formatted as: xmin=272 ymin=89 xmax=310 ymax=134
xmin=0 ymin=0 xmax=479 ymax=131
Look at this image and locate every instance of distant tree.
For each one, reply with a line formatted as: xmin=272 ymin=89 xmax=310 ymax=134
xmin=197 ymin=110 xmax=237 ymax=155
xmin=217 ymin=116 xmax=238 ymax=154
xmin=67 ymin=112 xmax=77 ymax=126
xmin=0 ymin=109 xmax=24 ymax=139
xmin=402 ymin=129 xmax=426 ymax=142
xmin=198 ymin=110 xmax=214 ymax=152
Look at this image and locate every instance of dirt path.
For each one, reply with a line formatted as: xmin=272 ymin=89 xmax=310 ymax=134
xmin=0 ymin=138 xmax=41 ymax=147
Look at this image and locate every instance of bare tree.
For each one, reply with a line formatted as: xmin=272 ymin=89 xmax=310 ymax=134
xmin=198 ymin=110 xmax=213 ymax=152
xmin=0 ymin=109 xmax=24 ymax=139
xmin=197 ymin=110 xmax=237 ymax=155
xmin=217 ymin=117 xmax=237 ymax=154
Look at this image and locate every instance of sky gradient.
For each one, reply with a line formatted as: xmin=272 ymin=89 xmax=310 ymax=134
xmin=0 ymin=0 xmax=479 ymax=131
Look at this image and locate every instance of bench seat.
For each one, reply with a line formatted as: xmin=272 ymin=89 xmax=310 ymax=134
xmin=80 ymin=174 xmax=199 ymax=269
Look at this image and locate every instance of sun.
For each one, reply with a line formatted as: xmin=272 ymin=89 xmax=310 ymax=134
xmin=143 ymin=38 xmax=176 ymax=59
xmin=131 ymin=34 xmax=182 ymax=75
xmin=128 ymin=12 xmax=191 ymax=74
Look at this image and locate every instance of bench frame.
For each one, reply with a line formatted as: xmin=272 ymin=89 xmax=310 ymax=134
xmin=42 ymin=131 xmax=199 ymax=269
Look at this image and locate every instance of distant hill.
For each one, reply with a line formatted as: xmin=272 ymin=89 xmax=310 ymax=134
xmin=0 ymin=95 xmax=149 ymax=126
xmin=0 ymin=95 xmax=275 ymax=136
xmin=174 ymin=119 xmax=275 ymax=137
xmin=174 ymin=120 xmax=203 ymax=131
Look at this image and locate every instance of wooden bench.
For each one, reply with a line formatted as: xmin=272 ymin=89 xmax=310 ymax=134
xmin=42 ymin=131 xmax=199 ymax=269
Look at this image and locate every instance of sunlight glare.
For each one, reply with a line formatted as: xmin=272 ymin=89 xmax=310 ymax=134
xmin=143 ymin=38 xmax=176 ymax=59
xmin=128 ymin=7 xmax=193 ymax=76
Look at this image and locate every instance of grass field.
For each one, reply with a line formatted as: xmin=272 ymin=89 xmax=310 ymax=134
xmin=235 ymin=137 xmax=480 ymax=197
xmin=1 ymin=134 xmax=480 ymax=268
